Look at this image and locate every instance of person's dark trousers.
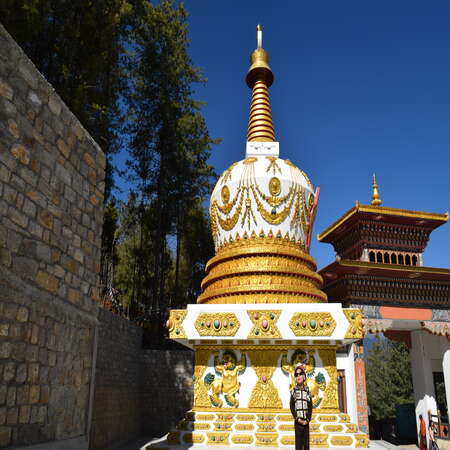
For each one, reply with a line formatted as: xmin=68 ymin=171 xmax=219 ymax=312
xmin=294 ymin=421 xmax=310 ymax=450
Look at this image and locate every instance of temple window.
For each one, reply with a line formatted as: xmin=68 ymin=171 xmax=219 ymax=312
xmin=384 ymin=253 xmax=390 ymax=264
xmin=398 ymin=254 xmax=404 ymax=264
xmin=369 ymin=251 xmax=375 ymax=262
xmin=391 ymin=253 xmax=397 ymax=264
xmin=405 ymin=255 xmax=411 ymax=266
xmin=412 ymin=255 xmax=418 ymax=266
xmin=376 ymin=252 xmax=382 ymax=263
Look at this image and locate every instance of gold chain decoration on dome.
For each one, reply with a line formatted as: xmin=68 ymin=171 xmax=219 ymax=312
xmin=210 ymin=157 xmax=314 ymax=247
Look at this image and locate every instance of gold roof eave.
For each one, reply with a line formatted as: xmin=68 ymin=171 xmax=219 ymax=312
xmin=319 ymin=259 xmax=450 ymax=279
xmin=317 ymin=204 xmax=448 ymax=242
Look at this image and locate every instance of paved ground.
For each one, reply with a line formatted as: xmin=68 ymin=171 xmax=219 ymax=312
xmin=113 ymin=435 xmax=412 ymax=450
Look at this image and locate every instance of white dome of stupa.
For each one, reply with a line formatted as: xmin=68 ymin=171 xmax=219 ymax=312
xmin=210 ymin=153 xmax=318 ymax=251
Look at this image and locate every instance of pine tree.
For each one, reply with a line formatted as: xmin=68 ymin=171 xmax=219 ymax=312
xmin=366 ymin=335 xmax=414 ymax=420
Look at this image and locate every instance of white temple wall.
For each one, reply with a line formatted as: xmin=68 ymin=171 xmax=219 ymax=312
xmin=337 ymin=346 xmax=357 ymax=424
xmin=411 ymin=330 xmax=450 ymax=441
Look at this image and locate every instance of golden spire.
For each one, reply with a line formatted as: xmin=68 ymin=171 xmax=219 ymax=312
xmin=246 ymin=25 xmax=275 ymax=142
xmin=371 ymin=174 xmax=382 ymax=206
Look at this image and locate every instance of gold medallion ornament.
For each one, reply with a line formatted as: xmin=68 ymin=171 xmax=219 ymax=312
xmin=310 ymin=434 xmax=329 ymax=447
xmin=193 ymin=423 xmax=210 ymax=430
xmin=236 ymin=414 xmax=255 ymax=421
xmin=167 ymin=310 xmax=187 ymax=339
xmin=331 ymin=435 xmax=354 ymax=447
xmin=268 ymin=176 xmax=281 ymax=196
xmin=235 ymin=423 xmax=254 ymax=431
xmin=194 ymin=313 xmax=240 ymax=337
xmin=324 ymin=424 xmax=344 ymax=432
xmin=247 ymin=310 xmax=281 ymax=338
xmin=206 ymin=432 xmax=229 ymax=445
xmin=255 ymin=433 xmax=278 ymax=446
xmin=232 ymin=434 xmax=254 ymax=444
xmin=221 ymin=185 xmax=230 ymax=204
xmin=289 ymin=312 xmax=336 ymax=337
xmin=344 ymin=309 xmax=364 ymax=339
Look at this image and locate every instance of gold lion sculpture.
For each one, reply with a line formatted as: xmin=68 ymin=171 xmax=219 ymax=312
xmin=204 ymin=351 xmax=246 ymax=408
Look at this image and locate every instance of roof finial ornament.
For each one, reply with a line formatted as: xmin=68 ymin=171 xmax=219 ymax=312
xmin=246 ymin=24 xmax=275 ymax=142
xmin=371 ymin=174 xmax=382 ymax=206
xmin=257 ymin=24 xmax=262 ymax=48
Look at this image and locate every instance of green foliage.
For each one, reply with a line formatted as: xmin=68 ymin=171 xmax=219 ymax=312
xmin=0 ymin=0 xmax=128 ymax=198
xmin=2 ymin=0 xmax=219 ymax=326
xmin=366 ymin=335 xmax=414 ymax=419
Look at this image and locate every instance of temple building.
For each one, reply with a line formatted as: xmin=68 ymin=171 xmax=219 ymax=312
xmin=318 ymin=177 xmax=450 ymax=441
xmin=157 ymin=26 xmax=370 ymax=448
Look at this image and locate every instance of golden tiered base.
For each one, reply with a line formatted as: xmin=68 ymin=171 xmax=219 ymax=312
xmin=198 ymin=238 xmax=327 ymax=304
xmin=147 ymin=410 xmax=368 ymax=448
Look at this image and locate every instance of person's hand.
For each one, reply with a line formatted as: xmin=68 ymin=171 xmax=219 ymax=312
xmin=298 ymin=418 xmax=307 ymax=425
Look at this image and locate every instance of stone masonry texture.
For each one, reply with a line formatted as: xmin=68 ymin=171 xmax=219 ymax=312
xmin=0 ymin=23 xmax=104 ymax=447
xmin=0 ymin=22 xmax=194 ymax=450
xmin=90 ymin=308 xmax=194 ymax=450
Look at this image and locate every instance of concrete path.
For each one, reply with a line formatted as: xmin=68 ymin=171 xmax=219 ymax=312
xmin=117 ymin=435 xmax=402 ymax=450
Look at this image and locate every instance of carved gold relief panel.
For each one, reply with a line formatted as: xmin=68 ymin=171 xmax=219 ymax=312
xmin=247 ymin=350 xmax=283 ymax=409
xmin=194 ymin=313 xmax=240 ymax=336
xmin=167 ymin=310 xmax=187 ymax=339
xmin=247 ymin=310 xmax=281 ymax=338
xmin=344 ymin=309 xmax=364 ymax=339
xmin=289 ymin=312 xmax=336 ymax=336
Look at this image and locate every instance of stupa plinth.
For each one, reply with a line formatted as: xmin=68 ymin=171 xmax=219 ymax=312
xmin=162 ymin=26 xmax=369 ymax=448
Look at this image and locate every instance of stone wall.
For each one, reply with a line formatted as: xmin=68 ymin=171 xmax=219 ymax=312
xmin=90 ymin=309 xmax=143 ymax=450
xmin=0 ymin=23 xmax=104 ymax=448
xmin=141 ymin=349 xmax=193 ymax=439
xmin=0 ymin=22 xmax=194 ymax=450
xmin=89 ymin=309 xmax=194 ymax=449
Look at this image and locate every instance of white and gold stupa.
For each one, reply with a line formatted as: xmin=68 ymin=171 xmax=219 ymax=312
xmin=164 ymin=26 xmax=369 ymax=448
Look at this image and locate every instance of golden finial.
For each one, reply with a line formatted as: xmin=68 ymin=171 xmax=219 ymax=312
xmin=246 ymin=25 xmax=275 ymax=142
xmin=371 ymin=174 xmax=382 ymax=206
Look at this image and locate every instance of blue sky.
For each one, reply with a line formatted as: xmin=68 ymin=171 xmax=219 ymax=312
xmin=117 ymin=1 xmax=450 ymax=270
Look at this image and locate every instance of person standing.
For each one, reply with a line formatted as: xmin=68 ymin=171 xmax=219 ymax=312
xmin=429 ymin=421 xmax=439 ymax=450
xmin=290 ymin=365 xmax=313 ymax=450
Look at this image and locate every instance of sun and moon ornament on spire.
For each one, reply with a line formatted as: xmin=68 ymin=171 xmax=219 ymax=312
xmin=371 ymin=173 xmax=382 ymax=206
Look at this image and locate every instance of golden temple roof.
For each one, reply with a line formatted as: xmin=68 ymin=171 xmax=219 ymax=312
xmin=318 ymin=204 xmax=448 ymax=242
